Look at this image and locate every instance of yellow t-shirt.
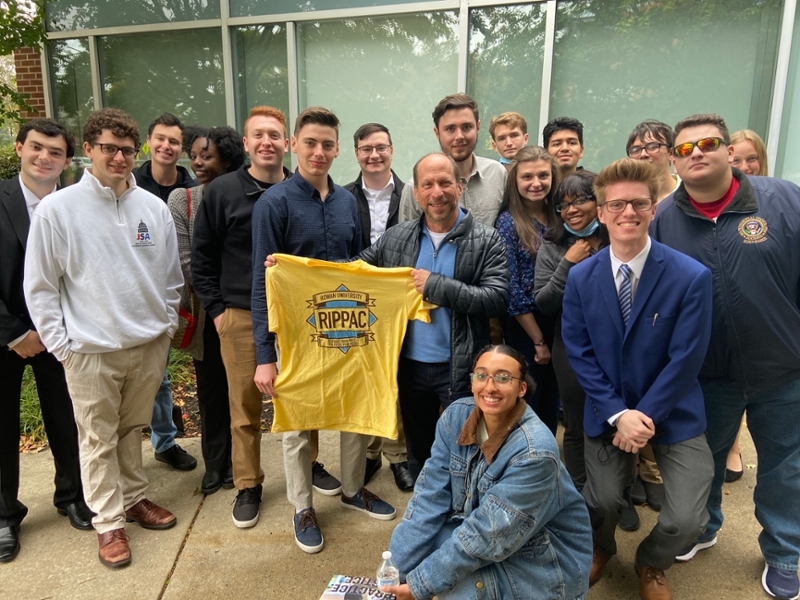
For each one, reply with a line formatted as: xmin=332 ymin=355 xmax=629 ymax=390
xmin=267 ymin=254 xmax=434 ymax=438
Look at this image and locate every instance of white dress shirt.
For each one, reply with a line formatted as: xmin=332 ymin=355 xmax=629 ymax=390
xmin=362 ymin=177 xmax=394 ymax=244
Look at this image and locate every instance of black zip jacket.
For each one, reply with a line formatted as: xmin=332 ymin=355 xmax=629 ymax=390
xmin=133 ymin=160 xmax=198 ymax=202
xmin=192 ymin=165 xmax=292 ymax=318
xmin=650 ymin=168 xmax=800 ymax=390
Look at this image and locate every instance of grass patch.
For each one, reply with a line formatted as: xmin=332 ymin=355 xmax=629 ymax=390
xmin=18 ymin=349 xmax=196 ymax=447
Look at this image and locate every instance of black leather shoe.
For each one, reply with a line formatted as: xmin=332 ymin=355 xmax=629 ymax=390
xmin=155 ymin=444 xmax=198 ymax=471
xmin=201 ymin=470 xmax=224 ymax=495
xmin=390 ymin=461 xmax=415 ymax=492
xmin=364 ymin=457 xmax=382 ymax=486
xmin=57 ymin=500 xmax=95 ymax=530
xmin=222 ymin=464 xmax=234 ymax=489
xmin=0 ymin=526 xmax=20 ymax=563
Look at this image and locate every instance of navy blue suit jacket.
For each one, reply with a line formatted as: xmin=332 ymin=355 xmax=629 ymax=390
xmin=561 ymin=238 xmax=712 ymax=445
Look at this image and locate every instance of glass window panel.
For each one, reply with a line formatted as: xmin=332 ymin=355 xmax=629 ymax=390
xmin=232 ymin=24 xmax=290 ymax=133
xmin=775 ymin=5 xmax=800 ymax=183
xmin=48 ymin=38 xmax=93 ymax=184
xmin=468 ymin=4 xmax=546 ymax=161
xmin=550 ymin=0 xmax=782 ymax=172
xmin=98 ymin=29 xmax=227 ymax=142
xmin=297 ymin=12 xmax=459 ymax=185
xmin=46 ymin=0 xmax=219 ymax=31
xmin=231 ymin=0 xmax=433 ymax=19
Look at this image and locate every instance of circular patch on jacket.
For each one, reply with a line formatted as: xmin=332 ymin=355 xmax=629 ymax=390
xmin=738 ymin=216 xmax=768 ymax=244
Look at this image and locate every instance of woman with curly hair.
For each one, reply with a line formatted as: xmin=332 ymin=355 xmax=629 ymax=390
xmin=167 ymin=126 xmax=245 ymax=494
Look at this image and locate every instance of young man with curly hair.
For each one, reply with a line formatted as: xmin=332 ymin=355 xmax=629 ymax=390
xmin=23 ymin=108 xmax=183 ymax=569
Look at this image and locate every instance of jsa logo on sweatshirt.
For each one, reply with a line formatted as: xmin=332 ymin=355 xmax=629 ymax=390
xmin=133 ymin=220 xmax=155 ymax=247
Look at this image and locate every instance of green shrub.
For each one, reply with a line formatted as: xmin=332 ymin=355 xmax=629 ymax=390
xmin=19 ymin=349 xmax=196 ymax=446
xmin=0 ymin=143 xmax=20 ymax=180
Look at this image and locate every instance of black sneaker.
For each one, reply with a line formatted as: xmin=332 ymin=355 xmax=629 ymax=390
xmin=312 ymin=462 xmax=341 ymax=496
xmin=232 ymin=484 xmax=262 ymax=528
xmin=155 ymin=444 xmax=197 ymax=471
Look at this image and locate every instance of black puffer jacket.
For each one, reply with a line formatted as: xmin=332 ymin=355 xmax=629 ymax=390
xmin=357 ymin=211 xmax=509 ymax=398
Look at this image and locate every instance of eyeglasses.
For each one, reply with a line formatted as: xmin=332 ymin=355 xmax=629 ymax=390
xmin=627 ymin=142 xmax=667 ymax=158
xmin=672 ymin=137 xmax=726 ymax=158
xmin=356 ymin=144 xmax=391 ymax=156
xmin=555 ymin=196 xmax=596 ymax=212
xmin=470 ymin=372 xmax=522 ymax=386
xmin=94 ymin=143 xmax=138 ymax=158
xmin=600 ymin=198 xmax=654 ymax=213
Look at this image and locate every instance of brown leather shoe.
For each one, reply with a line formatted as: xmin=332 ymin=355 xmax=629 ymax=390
xmin=635 ymin=564 xmax=673 ymax=600
xmin=589 ymin=546 xmax=612 ymax=587
xmin=97 ymin=528 xmax=131 ymax=568
xmin=125 ymin=498 xmax=176 ymax=530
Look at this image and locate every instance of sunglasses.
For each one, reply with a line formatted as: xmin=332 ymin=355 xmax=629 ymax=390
xmin=672 ymin=137 xmax=726 ymax=158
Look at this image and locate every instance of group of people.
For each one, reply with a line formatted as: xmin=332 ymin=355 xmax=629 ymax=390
xmin=0 ymin=90 xmax=798 ymax=600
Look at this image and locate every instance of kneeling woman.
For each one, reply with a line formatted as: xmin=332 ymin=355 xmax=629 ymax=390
xmin=384 ymin=345 xmax=592 ymax=600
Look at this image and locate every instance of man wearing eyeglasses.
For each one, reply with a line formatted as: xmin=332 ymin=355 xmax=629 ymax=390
xmin=343 ymin=123 xmax=413 ymax=492
xmin=23 ymin=108 xmax=183 ymax=569
xmin=651 ymin=113 xmax=800 ymax=600
xmin=562 ymin=158 xmax=713 ymax=600
xmin=626 ymin=120 xmax=680 ymax=203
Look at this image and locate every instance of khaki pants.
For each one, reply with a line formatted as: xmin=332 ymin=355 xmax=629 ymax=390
xmin=217 ymin=308 xmax=264 ymax=490
xmin=284 ymin=430 xmax=367 ymax=510
xmin=366 ymin=402 xmax=406 ymax=463
xmin=64 ymin=334 xmax=169 ymax=534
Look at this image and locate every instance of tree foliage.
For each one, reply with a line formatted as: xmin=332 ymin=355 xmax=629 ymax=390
xmin=0 ymin=0 xmax=47 ymax=126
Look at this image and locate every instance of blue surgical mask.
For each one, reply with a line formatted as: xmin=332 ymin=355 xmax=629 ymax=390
xmin=564 ymin=218 xmax=600 ymax=237
xmin=499 ymin=157 xmax=512 ymax=165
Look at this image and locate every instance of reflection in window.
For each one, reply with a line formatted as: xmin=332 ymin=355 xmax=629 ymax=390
xmin=551 ymin=0 xmax=781 ymax=171
xmin=776 ymin=3 xmax=800 ymax=184
xmin=233 ymin=25 xmax=290 ymax=133
xmin=46 ymin=0 xmax=219 ymax=31
xmin=297 ymin=12 xmax=459 ymax=184
xmin=230 ymin=0 xmax=433 ymax=19
xmin=98 ymin=29 xmax=226 ymax=137
xmin=49 ymin=39 xmax=93 ymax=185
xmin=468 ymin=4 xmax=547 ymax=159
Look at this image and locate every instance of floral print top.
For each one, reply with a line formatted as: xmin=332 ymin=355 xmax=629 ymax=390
xmin=495 ymin=210 xmax=547 ymax=316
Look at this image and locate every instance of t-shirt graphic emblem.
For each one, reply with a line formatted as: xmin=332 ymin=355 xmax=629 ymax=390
xmin=306 ymin=284 xmax=377 ymax=353
xmin=134 ymin=220 xmax=155 ymax=247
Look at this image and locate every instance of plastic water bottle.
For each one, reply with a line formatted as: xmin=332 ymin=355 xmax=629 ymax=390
xmin=376 ymin=550 xmax=400 ymax=587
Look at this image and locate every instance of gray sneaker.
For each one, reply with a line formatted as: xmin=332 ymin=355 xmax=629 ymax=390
xmin=232 ymin=484 xmax=262 ymax=528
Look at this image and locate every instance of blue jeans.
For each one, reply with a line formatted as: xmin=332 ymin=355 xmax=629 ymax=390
xmin=150 ymin=350 xmax=177 ymax=454
xmin=701 ymin=378 xmax=800 ymax=571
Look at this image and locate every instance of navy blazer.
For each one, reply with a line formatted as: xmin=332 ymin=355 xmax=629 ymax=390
xmin=561 ymin=238 xmax=713 ymax=445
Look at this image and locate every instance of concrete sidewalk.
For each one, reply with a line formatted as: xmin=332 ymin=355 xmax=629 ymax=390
xmin=1 ymin=427 xmax=768 ymax=600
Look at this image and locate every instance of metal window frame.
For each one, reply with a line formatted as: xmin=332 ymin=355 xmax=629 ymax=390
xmin=39 ymin=0 xmax=794 ymax=168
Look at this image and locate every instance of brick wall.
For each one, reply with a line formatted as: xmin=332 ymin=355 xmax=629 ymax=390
xmin=13 ymin=47 xmax=47 ymax=119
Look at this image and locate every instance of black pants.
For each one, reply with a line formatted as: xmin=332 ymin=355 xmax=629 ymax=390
xmin=504 ymin=312 xmax=560 ymax=435
xmin=0 ymin=348 xmax=83 ymax=527
xmin=195 ymin=313 xmax=232 ymax=472
xmin=552 ymin=324 xmax=587 ymax=491
xmin=397 ymin=357 xmax=451 ymax=482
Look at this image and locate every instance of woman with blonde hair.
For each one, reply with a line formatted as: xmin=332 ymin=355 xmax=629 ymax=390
xmin=730 ymin=129 xmax=768 ymax=176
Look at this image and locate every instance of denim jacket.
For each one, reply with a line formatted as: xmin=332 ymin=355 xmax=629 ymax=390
xmin=389 ymin=398 xmax=591 ymax=600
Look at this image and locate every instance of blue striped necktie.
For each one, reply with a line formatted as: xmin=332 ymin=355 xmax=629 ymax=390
xmin=619 ymin=264 xmax=632 ymax=325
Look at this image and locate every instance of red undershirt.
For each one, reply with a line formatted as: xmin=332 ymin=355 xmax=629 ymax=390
xmin=689 ymin=176 xmax=739 ymax=220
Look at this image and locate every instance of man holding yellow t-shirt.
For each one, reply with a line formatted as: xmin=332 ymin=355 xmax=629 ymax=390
xmin=357 ymin=152 xmax=509 ymax=482
xmin=251 ymin=107 xmax=396 ymax=555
